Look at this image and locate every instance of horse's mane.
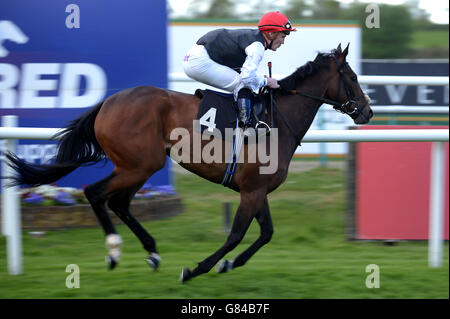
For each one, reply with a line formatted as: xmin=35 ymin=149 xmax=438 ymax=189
xmin=278 ymin=49 xmax=339 ymax=91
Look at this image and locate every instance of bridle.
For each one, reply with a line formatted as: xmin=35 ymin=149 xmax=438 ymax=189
xmin=289 ymin=56 xmax=369 ymax=120
xmin=271 ymin=55 xmax=370 ymax=145
xmin=330 ymin=56 xmax=369 ymax=120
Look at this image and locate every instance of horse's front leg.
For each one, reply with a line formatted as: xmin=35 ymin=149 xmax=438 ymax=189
xmin=180 ymin=190 xmax=265 ymax=283
xmin=217 ymin=196 xmax=273 ymax=273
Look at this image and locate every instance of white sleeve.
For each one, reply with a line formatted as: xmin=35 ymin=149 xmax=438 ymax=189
xmin=240 ymin=41 xmax=267 ymax=91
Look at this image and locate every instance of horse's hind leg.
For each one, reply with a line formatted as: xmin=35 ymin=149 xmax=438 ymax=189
xmin=84 ymin=174 xmax=122 ymax=270
xmin=107 ymin=182 xmax=161 ymax=270
xmin=85 ymin=170 xmax=160 ymax=270
xmin=217 ymin=196 xmax=273 ymax=273
xmin=106 ymin=170 xmax=162 ymax=270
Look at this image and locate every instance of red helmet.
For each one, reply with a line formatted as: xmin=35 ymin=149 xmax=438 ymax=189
xmin=258 ymin=11 xmax=297 ymax=34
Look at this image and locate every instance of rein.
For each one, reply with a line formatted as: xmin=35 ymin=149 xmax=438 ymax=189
xmin=270 ymin=97 xmax=302 ymax=146
xmin=286 ymin=89 xmax=368 ymax=120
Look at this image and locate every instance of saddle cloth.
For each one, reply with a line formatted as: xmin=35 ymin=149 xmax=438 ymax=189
xmin=195 ymin=89 xmax=268 ymax=142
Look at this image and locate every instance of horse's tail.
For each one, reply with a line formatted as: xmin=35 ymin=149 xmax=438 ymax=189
xmin=5 ymin=101 xmax=105 ymax=187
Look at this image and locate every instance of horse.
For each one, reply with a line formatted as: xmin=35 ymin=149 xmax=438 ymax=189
xmin=5 ymin=43 xmax=373 ymax=283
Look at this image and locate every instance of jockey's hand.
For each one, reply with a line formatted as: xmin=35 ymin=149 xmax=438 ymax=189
xmin=265 ymin=75 xmax=280 ymax=89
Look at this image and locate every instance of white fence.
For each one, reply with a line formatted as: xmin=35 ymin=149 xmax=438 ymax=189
xmin=370 ymin=106 xmax=449 ymax=114
xmin=0 ymin=114 xmax=448 ymax=275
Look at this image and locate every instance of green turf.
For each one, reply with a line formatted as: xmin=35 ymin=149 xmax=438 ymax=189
xmin=0 ymin=168 xmax=448 ymax=298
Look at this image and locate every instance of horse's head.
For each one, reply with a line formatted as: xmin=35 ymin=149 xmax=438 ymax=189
xmin=322 ymin=43 xmax=373 ymax=124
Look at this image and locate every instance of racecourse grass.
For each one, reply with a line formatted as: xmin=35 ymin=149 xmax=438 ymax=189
xmin=0 ymin=167 xmax=448 ymax=299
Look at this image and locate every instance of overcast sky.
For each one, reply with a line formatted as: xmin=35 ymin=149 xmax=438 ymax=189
xmin=167 ymin=0 xmax=449 ymax=24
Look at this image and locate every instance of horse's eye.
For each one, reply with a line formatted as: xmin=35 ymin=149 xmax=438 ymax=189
xmin=351 ymin=75 xmax=357 ymax=81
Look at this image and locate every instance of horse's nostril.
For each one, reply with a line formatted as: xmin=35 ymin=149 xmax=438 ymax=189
xmin=369 ymin=109 xmax=374 ymax=118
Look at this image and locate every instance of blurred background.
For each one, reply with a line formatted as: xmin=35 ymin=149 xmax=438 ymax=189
xmin=169 ymin=0 xmax=449 ymax=58
xmin=0 ymin=0 xmax=448 ymax=299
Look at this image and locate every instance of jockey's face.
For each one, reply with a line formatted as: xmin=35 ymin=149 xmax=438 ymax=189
xmin=266 ymin=32 xmax=287 ymax=51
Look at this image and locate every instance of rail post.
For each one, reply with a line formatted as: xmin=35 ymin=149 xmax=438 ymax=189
xmin=223 ymin=202 xmax=231 ymax=234
xmin=428 ymin=141 xmax=445 ymax=268
xmin=1 ymin=115 xmax=23 ymax=275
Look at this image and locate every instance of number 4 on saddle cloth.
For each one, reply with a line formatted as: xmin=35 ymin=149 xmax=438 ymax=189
xmin=195 ymin=89 xmax=270 ymax=143
xmin=195 ymin=89 xmax=271 ymax=186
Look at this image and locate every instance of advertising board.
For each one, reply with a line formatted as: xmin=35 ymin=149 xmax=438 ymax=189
xmin=0 ymin=0 xmax=169 ymax=188
xmin=348 ymin=125 xmax=449 ymax=240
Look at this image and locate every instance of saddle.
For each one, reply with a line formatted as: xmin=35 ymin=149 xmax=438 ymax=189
xmin=195 ymin=89 xmax=269 ymax=143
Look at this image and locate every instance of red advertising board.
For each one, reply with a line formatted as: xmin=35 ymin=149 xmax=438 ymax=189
xmin=354 ymin=126 xmax=449 ymax=240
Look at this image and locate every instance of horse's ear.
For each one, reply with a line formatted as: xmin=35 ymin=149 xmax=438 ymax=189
xmin=342 ymin=43 xmax=350 ymax=58
xmin=336 ymin=43 xmax=342 ymax=54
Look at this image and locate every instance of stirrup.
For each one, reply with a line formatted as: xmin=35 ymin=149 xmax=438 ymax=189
xmin=255 ymin=121 xmax=271 ymax=136
xmin=243 ymin=122 xmax=270 ymax=138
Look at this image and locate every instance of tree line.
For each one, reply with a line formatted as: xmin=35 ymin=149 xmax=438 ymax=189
xmin=168 ymin=0 xmax=449 ymax=59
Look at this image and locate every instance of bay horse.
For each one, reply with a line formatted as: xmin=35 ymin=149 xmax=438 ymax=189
xmin=5 ymin=44 xmax=372 ymax=283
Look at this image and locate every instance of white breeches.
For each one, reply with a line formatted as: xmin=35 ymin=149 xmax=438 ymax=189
xmin=183 ymin=44 xmax=246 ymax=98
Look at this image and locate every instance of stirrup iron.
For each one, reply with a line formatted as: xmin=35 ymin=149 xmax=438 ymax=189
xmin=255 ymin=121 xmax=271 ymax=136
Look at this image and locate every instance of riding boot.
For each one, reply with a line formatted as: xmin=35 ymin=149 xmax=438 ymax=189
xmin=237 ymin=98 xmax=253 ymax=136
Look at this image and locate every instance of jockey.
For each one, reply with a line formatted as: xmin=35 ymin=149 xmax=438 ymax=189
xmin=183 ymin=11 xmax=297 ymax=135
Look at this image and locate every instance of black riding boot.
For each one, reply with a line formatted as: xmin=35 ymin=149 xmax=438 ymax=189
xmin=237 ymin=88 xmax=254 ymax=136
xmin=237 ymin=98 xmax=252 ymax=128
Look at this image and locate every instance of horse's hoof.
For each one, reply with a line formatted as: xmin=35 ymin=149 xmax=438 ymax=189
xmin=180 ymin=267 xmax=192 ymax=284
xmin=216 ymin=260 xmax=233 ymax=274
xmin=145 ymin=253 xmax=161 ymax=271
xmin=105 ymin=255 xmax=118 ymax=270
